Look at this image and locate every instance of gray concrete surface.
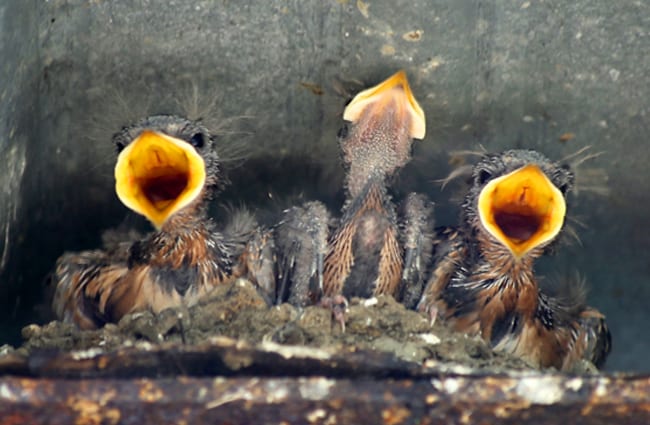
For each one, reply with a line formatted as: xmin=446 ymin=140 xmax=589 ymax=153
xmin=0 ymin=0 xmax=648 ymax=372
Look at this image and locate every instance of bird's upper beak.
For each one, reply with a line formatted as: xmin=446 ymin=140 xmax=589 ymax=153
xmin=477 ymin=164 xmax=566 ymax=258
xmin=343 ymin=70 xmax=426 ymax=140
xmin=114 ymin=130 xmax=206 ymax=229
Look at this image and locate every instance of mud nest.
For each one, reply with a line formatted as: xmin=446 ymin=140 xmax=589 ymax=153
xmin=6 ymin=278 xmax=607 ymax=376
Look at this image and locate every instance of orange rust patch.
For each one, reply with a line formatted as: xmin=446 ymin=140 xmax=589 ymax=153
xmin=381 ymin=405 xmax=411 ymax=425
xmin=138 ymin=380 xmax=165 ymax=402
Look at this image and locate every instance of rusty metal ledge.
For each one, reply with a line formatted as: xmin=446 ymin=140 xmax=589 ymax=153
xmin=0 ymin=374 xmax=649 ymax=425
xmin=1 ymin=338 xmax=649 ymax=424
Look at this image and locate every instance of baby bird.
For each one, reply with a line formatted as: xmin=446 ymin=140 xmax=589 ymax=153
xmin=52 ymin=115 xmax=274 ymax=329
xmin=276 ymin=71 xmax=434 ymax=311
xmin=418 ymin=150 xmax=611 ymax=371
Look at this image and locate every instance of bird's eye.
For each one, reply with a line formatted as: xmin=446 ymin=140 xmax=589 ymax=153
xmin=189 ymin=132 xmax=205 ymax=149
xmin=477 ymin=169 xmax=492 ymax=185
xmin=558 ymin=182 xmax=570 ymax=194
xmin=115 ymin=141 xmax=126 ymax=153
xmin=337 ymin=124 xmax=349 ymax=139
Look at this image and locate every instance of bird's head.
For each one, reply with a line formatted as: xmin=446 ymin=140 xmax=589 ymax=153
xmin=113 ymin=115 xmax=223 ymax=229
xmin=464 ymin=149 xmax=574 ymax=260
xmin=339 ymin=70 xmax=425 ymax=196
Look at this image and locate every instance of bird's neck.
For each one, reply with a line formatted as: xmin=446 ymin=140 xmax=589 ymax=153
xmin=342 ymin=175 xmax=392 ymax=219
xmin=469 ymin=229 xmax=542 ymax=295
xmin=147 ymin=202 xmax=229 ymax=270
xmin=345 ymin=164 xmax=390 ymax=200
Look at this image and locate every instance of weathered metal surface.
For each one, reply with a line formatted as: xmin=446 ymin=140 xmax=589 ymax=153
xmin=0 ymin=375 xmax=649 ymax=425
xmin=8 ymin=337 xmax=423 ymax=379
xmin=1 ymin=337 xmax=649 ymax=424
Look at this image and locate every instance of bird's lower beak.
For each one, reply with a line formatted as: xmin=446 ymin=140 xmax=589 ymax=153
xmin=343 ymin=70 xmax=426 ymax=141
xmin=477 ymin=164 xmax=566 ymax=258
xmin=114 ymin=130 xmax=206 ymax=229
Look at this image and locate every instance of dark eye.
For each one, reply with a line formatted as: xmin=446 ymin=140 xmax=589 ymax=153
xmin=476 ymin=169 xmax=492 ymax=185
xmin=115 ymin=141 xmax=126 ymax=153
xmin=337 ymin=124 xmax=349 ymax=139
xmin=189 ymin=132 xmax=205 ymax=148
xmin=558 ymin=183 xmax=570 ymax=194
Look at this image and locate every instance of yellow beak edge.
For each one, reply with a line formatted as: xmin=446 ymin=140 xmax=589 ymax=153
xmin=478 ymin=164 xmax=566 ymax=258
xmin=343 ymin=70 xmax=426 ymax=140
xmin=114 ymin=130 xmax=206 ymax=229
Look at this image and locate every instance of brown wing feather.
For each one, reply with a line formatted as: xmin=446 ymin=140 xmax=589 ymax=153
xmin=375 ymin=225 xmax=403 ymax=296
xmin=322 ymin=221 xmax=355 ymax=296
xmin=53 ymin=251 xmax=129 ymax=330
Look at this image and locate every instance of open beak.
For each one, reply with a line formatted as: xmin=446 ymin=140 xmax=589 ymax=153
xmin=114 ymin=130 xmax=206 ymax=229
xmin=343 ymin=70 xmax=426 ymax=140
xmin=477 ymin=164 xmax=566 ymax=258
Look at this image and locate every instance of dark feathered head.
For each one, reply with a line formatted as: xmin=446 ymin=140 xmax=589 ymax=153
xmin=463 ymin=149 xmax=574 ymax=259
xmin=113 ymin=115 xmax=223 ymax=229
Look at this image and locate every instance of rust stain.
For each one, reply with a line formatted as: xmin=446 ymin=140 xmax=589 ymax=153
xmin=299 ymin=82 xmax=324 ymax=96
xmin=138 ymin=380 xmax=165 ymax=402
xmin=0 ymin=413 xmax=28 ymax=425
xmin=327 ymin=398 xmax=344 ymax=409
xmin=69 ymin=397 xmax=120 ymax=425
xmin=97 ymin=356 xmax=108 ymax=369
xmin=425 ymin=393 xmax=438 ymax=404
xmin=559 ymin=132 xmax=576 ymax=143
xmin=381 ymin=405 xmax=411 ymax=425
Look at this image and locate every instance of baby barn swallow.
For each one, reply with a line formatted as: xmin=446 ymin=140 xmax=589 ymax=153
xmin=276 ymin=71 xmax=434 ymax=310
xmin=52 ymin=115 xmax=274 ymax=330
xmin=418 ymin=150 xmax=611 ymax=370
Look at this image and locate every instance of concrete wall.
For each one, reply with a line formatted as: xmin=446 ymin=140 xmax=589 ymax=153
xmin=0 ymin=0 xmax=648 ymax=371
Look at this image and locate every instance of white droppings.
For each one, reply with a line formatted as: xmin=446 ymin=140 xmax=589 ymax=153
xmin=362 ymin=297 xmax=378 ymax=307
xmin=522 ymin=115 xmax=534 ymax=123
xmin=594 ymin=380 xmax=608 ymax=397
xmin=70 ymin=348 xmax=104 ymax=360
xmin=565 ymin=378 xmax=584 ymax=392
xmin=0 ymin=383 xmax=13 ymax=400
xmin=299 ymin=378 xmax=335 ymax=400
xmin=515 ymin=377 xmax=563 ymax=405
xmin=264 ymin=381 xmax=289 ymax=402
xmin=609 ymin=68 xmax=621 ymax=82
xmin=430 ymin=378 xmax=444 ymax=391
xmin=259 ymin=341 xmax=332 ymax=360
xmin=306 ymin=408 xmax=327 ymax=422
xmin=443 ymin=378 xmax=460 ymax=394
xmin=419 ymin=333 xmax=441 ymax=345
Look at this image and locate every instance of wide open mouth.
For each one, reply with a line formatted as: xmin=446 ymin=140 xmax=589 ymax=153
xmin=114 ymin=130 xmax=206 ymax=229
xmin=477 ymin=164 xmax=566 ymax=258
xmin=343 ymin=70 xmax=426 ymax=140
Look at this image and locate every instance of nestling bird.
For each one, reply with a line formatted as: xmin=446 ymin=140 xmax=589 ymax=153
xmin=418 ymin=149 xmax=611 ymax=371
xmin=52 ymin=115 xmax=274 ymax=330
xmin=276 ymin=71 xmax=434 ymax=314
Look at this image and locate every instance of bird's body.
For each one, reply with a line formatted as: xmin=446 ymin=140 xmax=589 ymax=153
xmin=276 ymin=71 xmax=433 ymax=309
xmin=52 ymin=115 xmax=274 ymax=329
xmin=419 ymin=150 xmax=610 ymax=370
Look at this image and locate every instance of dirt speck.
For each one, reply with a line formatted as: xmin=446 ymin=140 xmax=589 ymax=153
xmin=402 ymin=30 xmax=424 ymax=42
